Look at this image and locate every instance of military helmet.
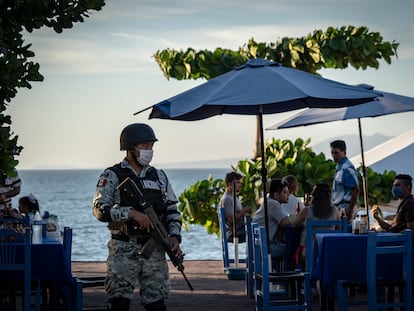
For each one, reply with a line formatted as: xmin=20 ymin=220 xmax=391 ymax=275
xmin=120 ymin=123 xmax=158 ymax=150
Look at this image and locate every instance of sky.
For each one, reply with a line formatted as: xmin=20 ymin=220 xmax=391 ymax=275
xmin=8 ymin=0 xmax=414 ymax=170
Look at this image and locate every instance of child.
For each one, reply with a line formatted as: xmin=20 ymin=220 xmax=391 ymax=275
xmin=18 ymin=193 xmax=40 ymax=218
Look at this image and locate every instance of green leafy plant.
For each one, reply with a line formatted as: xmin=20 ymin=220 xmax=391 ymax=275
xmin=0 ymin=0 xmax=105 ymax=185
xmin=178 ymin=138 xmax=396 ymax=235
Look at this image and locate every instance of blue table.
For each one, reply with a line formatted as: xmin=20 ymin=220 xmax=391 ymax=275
xmin=0 ymin=238 xmax=75 ymax=307
xmin=311 ymin=232 xmax=406 ymax=310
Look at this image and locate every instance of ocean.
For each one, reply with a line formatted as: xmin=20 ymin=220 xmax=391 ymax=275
xmin=13 ymin=168 xmax=246 ymax=262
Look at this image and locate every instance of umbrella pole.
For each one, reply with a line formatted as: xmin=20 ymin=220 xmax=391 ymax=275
xmin=358 ymin=118 xmax=370 ymax=227
xmin=232 ymin=179 xmax=239 ymax=267
xmin=258 ymin=109 xmax=270 ymax=256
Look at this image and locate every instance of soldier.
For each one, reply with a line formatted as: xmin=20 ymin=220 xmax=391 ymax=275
xmin=93 ymin=123 xmax=182 ymax=311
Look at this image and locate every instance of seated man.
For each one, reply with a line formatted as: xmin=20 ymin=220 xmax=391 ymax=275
xmin=218 ymin=172 xmax=252 ymax=243
xmin=253 ymin=178 xmax=291 ymax=259
xmin=372 ymin=174 xmax=414 ymax=232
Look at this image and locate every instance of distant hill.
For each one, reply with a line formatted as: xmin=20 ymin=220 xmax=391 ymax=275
xmin=158 ymin=133 xmax=393 ymax=168
xmin=368 ymin=142 xmax=414 ymax=177
xmin=158 ymin=156 xmax=250 ymax=169
xmin=310 ymin=133 xmax=392 ymax=158
xmin=350 ymin=129 xmax=414 ymax=177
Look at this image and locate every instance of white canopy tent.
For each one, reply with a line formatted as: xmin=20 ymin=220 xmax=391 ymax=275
xmin=350 ymin=128 xmax=414 ymax=178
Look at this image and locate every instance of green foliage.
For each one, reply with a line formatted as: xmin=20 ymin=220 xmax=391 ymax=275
xmin=178 ymin=175 xmax=225 ymax=236
xmin=0 ymin=0 xmax=105 ymax=185
xmin=177 ymin=138 xmax=330 ymax=234
xmin=360 ymin=167 xmax=396 ymax=206
xmin=153 ymin=25 xmax=398 ymax=80
xmin=178 ymin=138 xmax=396 ymax=235
xmin=153 ymin=25 xmax=399 ymax=234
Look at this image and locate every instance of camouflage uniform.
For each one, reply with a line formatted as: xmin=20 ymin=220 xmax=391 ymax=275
xmin=93 ymin=158 xmax=181 ymax=307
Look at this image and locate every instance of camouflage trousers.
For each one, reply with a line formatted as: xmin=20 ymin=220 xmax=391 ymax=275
xmin=105 ymin=238 xmax=170 ymax=305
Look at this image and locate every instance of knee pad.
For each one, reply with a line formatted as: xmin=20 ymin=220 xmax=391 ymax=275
xmin=144 ymin=299 xmax=166 ymax=311
xmin=107 ymin=297 xmax=130 ymax=311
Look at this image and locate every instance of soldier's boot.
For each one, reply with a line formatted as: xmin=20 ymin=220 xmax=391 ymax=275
xmin=144 ymin=300 xmax=166 ymax=311
xmin=107 ymin=297 xmax=130 ymax=311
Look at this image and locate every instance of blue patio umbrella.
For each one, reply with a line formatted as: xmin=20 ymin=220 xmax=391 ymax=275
xmin=135 ymin=58 xmax=380 ymax=253
xmin=267 ymin=84 xmax=414 ymax=226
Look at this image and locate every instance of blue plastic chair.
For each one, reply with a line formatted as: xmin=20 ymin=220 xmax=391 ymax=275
xmin=218 ymin=207 xmax=246 ymax=270
xmin=253 ymin=225 xmax=312 ymax=311
xmin=304 ymin=217 xmax=348 ymax=274
xmin=0 ymin=227 xmax=41 ymax=311
xmin=337 ymin=229 xmax=413 ymax=311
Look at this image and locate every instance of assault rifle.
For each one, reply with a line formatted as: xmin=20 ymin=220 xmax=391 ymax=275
xmin=117 ymin=177 xmax=194 ymax=291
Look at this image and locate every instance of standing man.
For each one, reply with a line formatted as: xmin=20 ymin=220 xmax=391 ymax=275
xmin=330 ymin=140 xmax=360 ymax=219
xmin=219 ymin=172 xmax=252 ymax=243
xmin=372 ymin=174 xmax=414 ymax=232
xmin=253 ymin=178 xmax=291 ymax=259
xmin=93 ymin=123 xmax=182 ymax=311
xmin=0 ymin=169 xmax=21 ymax=215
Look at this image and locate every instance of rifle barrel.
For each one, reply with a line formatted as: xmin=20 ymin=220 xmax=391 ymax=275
xmin=181 ymin=271 xmax=194 ymax=291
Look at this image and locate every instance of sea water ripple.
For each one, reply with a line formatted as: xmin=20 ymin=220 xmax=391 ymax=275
xmin=15 ymin=168 xmax=246 ymax=261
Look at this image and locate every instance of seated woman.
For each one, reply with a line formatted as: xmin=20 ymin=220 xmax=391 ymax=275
xmin=291 ymin=183 xmax=339 ymax=268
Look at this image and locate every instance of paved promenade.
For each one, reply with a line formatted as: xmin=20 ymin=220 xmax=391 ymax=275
xmin=72 ymin=260 xmax=370 ymax=311
xmin=72 ymin=260 xmax=256 ymax=311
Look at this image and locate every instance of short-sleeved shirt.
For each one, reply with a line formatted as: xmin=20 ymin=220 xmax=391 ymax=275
xmin=219 ymin=191 xmax=245 ymax=242
xmin=0 ymin=173 xmax=21 ymax=210
xmin=252 ymin=196 xmax=288 ymax=241
xmin=282 ymin=194 xmax=305 ymax=215
xmin=390 ymin=194 xmax=414 ymax=233
xmin=332 ymin=156 xmax=359 ymax=208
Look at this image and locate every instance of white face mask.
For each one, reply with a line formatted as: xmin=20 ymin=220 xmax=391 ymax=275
xmin=135 ymin=149 xmax=153 ymax=166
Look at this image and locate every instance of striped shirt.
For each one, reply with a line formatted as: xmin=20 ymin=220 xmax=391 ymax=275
xmin=0 ymin=173 xmax=21 ymax=210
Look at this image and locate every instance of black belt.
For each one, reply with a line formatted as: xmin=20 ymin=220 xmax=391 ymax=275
xmin=111 ymin=234 xmax=149 ymax=244
xmin=335 ymin=200 xmax=350 ymax=205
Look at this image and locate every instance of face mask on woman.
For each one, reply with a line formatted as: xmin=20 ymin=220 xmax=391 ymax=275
xmin=134 ymin=148 xmax=153 ymax=166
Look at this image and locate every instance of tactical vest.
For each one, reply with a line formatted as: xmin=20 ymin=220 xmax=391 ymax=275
xmin=108 ymin=164 xmax=168 ymax=236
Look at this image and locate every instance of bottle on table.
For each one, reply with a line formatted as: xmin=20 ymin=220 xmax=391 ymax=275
xmin=32 ymin=211 xmax=43 ymax=244
xmin=352 ymin=215 xmax=361 ymax=235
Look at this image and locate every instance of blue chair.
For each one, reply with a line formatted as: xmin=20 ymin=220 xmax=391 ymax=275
xmin=253 ymin=225 xmax=312 ymax=311
xmin=218 ymin=207 xmax=246 ymax=270
xmin=0 ymin=227 xmax=41 ymax=311
xmin=62 ymin=226 xmax=84 ymax=311
xmin=245 ymin=216 xmax=257 ymax=298
xmin=337 ymin=229 xmax=413 ymax=311
xmin=63 ymin=226 xmax=73 ymax=261
xmin=304 ymin=217 xmax=348 ymax=274
xmin=62 ymin=226 xmax=106 ymax=311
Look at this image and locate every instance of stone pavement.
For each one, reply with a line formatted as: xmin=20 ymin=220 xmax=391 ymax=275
xmin=72 ymin=260 xmax=370 ymax=311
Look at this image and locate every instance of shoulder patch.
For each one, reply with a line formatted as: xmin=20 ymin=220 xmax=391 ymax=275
xmin=97 ymin=177 xmax=108 ymax=187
